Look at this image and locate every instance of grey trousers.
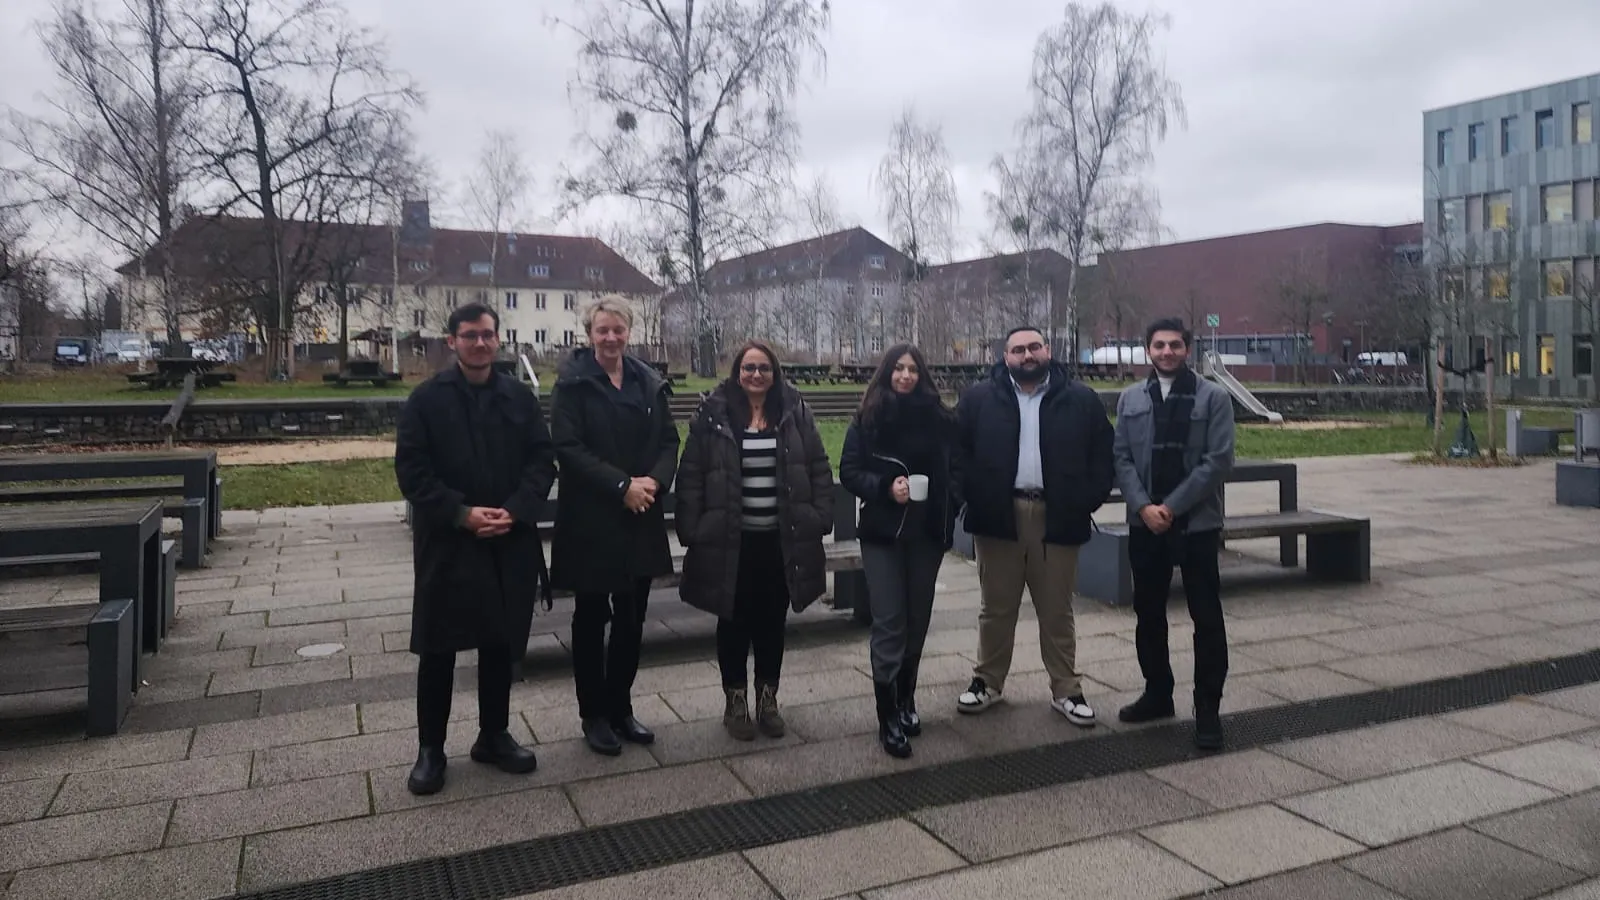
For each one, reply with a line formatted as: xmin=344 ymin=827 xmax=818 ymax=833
xmin=861 ymin=538 xmax=946 ymax=688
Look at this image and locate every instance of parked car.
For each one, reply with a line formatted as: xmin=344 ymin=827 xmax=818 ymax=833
xmin=53 ymin=338 xmax=93 ymax=367
xmin=115 ymin=339 xmax=152 ymax=363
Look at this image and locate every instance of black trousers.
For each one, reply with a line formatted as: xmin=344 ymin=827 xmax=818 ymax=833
xmin=861 ymin=537 xmax=944 ymax=691
xmin=416 ymin=643 xmax=513 ymax=749
xmin=1129 ymin=527 xmax=1228 ymax=706
xmin=571 ymin=577 xmax=653 ymax=721
xmin=717 ymin=530 xmax=790 ymax=688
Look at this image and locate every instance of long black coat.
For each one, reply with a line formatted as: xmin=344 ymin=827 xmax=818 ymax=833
xmin=838 ymin=400 xmax=963 ymax=549
xmin=956 ymin=360 xmax=1114 ymax=546
xmin=673 ymin=382 xmax=834 ymax=617
xmin=395 ymin=366 xmax=557 ymax=654
xmin=549 ymin=349 xmax=679 ymax=594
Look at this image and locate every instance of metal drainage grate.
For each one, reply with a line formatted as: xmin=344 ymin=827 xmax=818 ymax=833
xmin=239 ymin=647 xmax=1600 ymax=900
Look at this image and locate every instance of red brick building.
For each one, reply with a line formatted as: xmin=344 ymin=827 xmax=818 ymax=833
xmin=1091 ymin=221 xmax=1423 ymax=366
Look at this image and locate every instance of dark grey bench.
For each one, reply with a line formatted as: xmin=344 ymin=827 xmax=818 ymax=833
xmin=0 ymin=598 xmax=137 ymax=736
xmin=0 ymin=539 xmax=181 ymax=646
xmin=1076 ymin=510 xmax=1371 ymax=606
xmin=0 ymin=486 xmax=209 ymax=568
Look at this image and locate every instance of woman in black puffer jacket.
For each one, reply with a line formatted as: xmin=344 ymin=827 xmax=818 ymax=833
xmin=838 ymin=343 xmax=962 ymax=759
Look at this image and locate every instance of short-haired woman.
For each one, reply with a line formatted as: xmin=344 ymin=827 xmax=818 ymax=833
xmin=550 ymin=296 xmax=680 ymax=757
xmin=674 ymin=341 xmax=834 ymax=740
xmin=839 ymin=344 xmax=961 ymax=758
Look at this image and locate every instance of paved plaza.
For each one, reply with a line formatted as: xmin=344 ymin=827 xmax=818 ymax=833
xmin=1 ymin=454 xmax=1599 ymax=899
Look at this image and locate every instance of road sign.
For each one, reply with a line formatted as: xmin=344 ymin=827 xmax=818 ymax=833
xmin=1205 ymin=313 xmax=1220 ymax=328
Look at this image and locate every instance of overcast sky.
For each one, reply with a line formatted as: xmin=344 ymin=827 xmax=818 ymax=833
xmin=4 ymin=0 xmax=1600 ymax=267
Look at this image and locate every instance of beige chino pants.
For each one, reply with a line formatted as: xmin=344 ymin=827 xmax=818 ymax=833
xmin=972 ymin=498 xmax=1081 ymax=698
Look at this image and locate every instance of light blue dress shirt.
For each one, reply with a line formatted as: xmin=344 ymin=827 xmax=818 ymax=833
xmin=1013 ymin=375 xmax=1048 ymax=490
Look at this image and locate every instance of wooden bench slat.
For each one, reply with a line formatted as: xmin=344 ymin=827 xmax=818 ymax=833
xmin=0 ymin=603 xmax=99 ymax=632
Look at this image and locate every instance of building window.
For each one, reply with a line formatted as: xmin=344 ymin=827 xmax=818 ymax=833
xmin=1501 ymin=337 xmax=1521 ymax=376
xmin=409 ymin=260 xmax=430 ymax=272
xmin=534 ymin=328 xmax=547 ymax=345
xmin=412 ymin=284 xmax=425 ymax=298
xmin=1436 ymin=128 xmax=1453 ymax=165
xmin=528 ymin=264 xmax=549 ymax=278
xmin=1486 ymin=192 xmax=1511 ymax=230
xmin=505 ymin=291 xmax=518 ymax=309
xmin=470 ymin=261 xmax=492 ymax=276
xmin=1543 ymin=184 xmax=1574 ymax=223
xmin=412 ymin=310 xmax=426 ymax=329
xmin=315 ymin=286 xmax=329 ymax=303
xmin=563 ymin=329 xmax=575 ymax=345
xmin=504 ymin=328 xmax=518 ymax=345
xmin=1544 ymin=259 xmax=1573 ymax=297
xmin=1467 ymin=123 xmax=1485 ymax=161
xmin=1437 ymin=198 xmax=1464 ymax=233
xmin=380 ymin=288 xmax=393 ymax=306
xmin=1576 ymin=102 xmax=1593 ymax=144
xmin=870 ymin=284 xmax=885 ymax=299
xmin=868 ymin=255 xmax=886 ymax=269
xmin=535 ymin=292 xmax=547 ymax=310
xmin=584 ymin=266 xmax=603 ymax=281
xmin=870 ymin=335 xmax=883 ymax=353
xmin=1536 ymin=109 xmax=1556 ymax=149
xmin=1488 ymin=266 xmax=1510 ymax=301
xmin=1576 ymin=334 xmax=1594 ymax=377
xmin=445 ymin=289 xmax=458 ymax=309
xmin=563 ymin=293 xmax=576 ymax=310
xmin=1538 ymin=334 xmax=1556 ymax=375
xmin=1501 ymin=115 xmax=1519 ymax=154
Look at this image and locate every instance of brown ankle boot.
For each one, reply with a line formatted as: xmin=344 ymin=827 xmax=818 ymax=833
xmin=755 ymin=682 xmax=785 ymax=738
xmin=722 ymin=687 xmax=756 ymax=741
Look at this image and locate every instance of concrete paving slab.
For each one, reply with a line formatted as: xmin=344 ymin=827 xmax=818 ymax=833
xmin=567 ymin=760 xmax=750 ymax=827
xmin=1195 ymin=864 xmax=1405 ymax=899
xmin=207 ymin=655 xmax=352 ymax=696
xmin=644 ymin=717 xmax=809 ymax=767
xmin=1279 ymin=760 xmax=1557 ymax=846
xmin=521 ymin=694 xmax=681 ymax=745
xmin=3 ymin=838 xmax=242 ymax=900
xmin=190 ymin=704 xmax=360 ymax=758
xmin=1224 ymin=612 xmax=1363 ymax=644
xmin=912 ymin=771 xmax=1213 ymax=863
xmin=1148 ymin=749 xmax=1339 ymax=809
xmin=368 ymin=737 xmax=658 ymax=813
xmin=268 ymin=597 xmax=412 ymax=627
xmin=510 ymin=853 xmax=776 ymax=900
xmin=1540 ymin=880 xmax=1600 ymax=900
xmin=240 ymin=788 xmax=579 ymax=891
xmin=1267 ymin=717 xmax=1513 ymax=780
xmin=168 ymin=772 xmax=371 ymax=845
xmin=743 ymin=819 xmax=965 ymax=900
xmin=1443 ymin=699 xmax=1598 ymax=743
xmin=863 ymin=834 xmax=1219 ymax=900
xmin=0 ymin=776 xmax=59 ymax=826
xmin=725 ymin=725 xmax=974 ymax=797
xmin=0 ymin=800 xmax=170 ymax=871
xmin=1231 ymin=637 xmax=1352 ymax=668
xmin=217 ymin=620 xmax=349 ymax=651
xmin=1471 ymin=791 xmax=1600 ymax=875
xmin=1535 ymin=684 xmax=1600 ymax=720
xmin=0 ymin=730 xmax=192 ymax=784
xmin=1472 ymin=739 xmax=1600 ymax=793
xmin=1323 ymin=646 xmax=1505 ymax=687
xmin=1342 ymin=827 xmax=1584 ymax=900
xmin=1142 ymin=804 xmax=1363 ymax=884
xmin=1228 ymin=666 xmax=1378 ymax=703
xmin=1312 ymin=621 xmax=1481 ymax=656
xmin=1459 ymin=631 xmax=1597 ymax=664
xmin=50 ymin=753 xmax=251 ymax=816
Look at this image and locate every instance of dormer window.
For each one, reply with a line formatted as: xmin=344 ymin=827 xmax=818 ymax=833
xmin=585 ymin=266 xmax=603 ymax=281
xmin=528 ymin=264 xmax=550 ymax=278
xmin=868 ymin=255 xmax=885 ymax=269
xmin=469 ymin=261 xmax=492 ymax=276
xmin=409 ymin=260 xmax=430 ymax=272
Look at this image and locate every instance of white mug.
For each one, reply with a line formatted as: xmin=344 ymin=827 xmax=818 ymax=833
xmin=907 ymin=474 xmax=930 ymax=502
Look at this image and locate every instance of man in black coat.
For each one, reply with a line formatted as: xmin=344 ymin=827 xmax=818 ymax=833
xmin=394 ymin=303 xmax=557 ymax=796
xmin=954 ymin=327 xmax=1114 ymax=727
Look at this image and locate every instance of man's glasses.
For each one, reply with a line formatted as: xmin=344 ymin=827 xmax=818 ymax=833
xmin=1150 ymin=340 xmax=1186 ymax=350
xmin=741 ymin=363 xmax=773 ymax=375
xmin=1006 ymin=342 xmax=1045 ymax=356
xmin=455 ymin=330 xmax=498 ymax=344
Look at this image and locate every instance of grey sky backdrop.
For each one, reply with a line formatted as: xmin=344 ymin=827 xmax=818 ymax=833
xmin=4 ymin=0 xmax=1600 ymax=266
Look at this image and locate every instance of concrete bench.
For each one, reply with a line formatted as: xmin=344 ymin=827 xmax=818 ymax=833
xmin=0 ymin=487 xmax=208 ymax=569
xmin=1076 ymin=509 xmax=1371 ymax=606
xmin=0 ymin=599 xmax=138 ymax=736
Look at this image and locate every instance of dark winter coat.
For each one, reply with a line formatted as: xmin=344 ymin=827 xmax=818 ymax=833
xmin=955 ymin=360 xmax=1114 ymax=546
xmin=395 ymin=366 xmax=558 ymax=654
xmin=549 ymin=349 xmax=680 ymax=594
xmin=673 ymin=382 xmax=835 ymax=617
xmin=838 ymin=393 xmax=964 ymax=549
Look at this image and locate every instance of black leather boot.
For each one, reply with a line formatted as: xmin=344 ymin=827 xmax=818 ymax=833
xmin=469 ymin=730 xmax=539 ymax=774
xmin=1118 ymin=691 xmax=1177 ymax=724
xmin=610 ymin=715 xmax=655 ymax=745
xmin=875 ymin=682 xmax=912 ymax=759
xmin=582 ymin=717 xmax=623 ymax=756
xmin=1195 ymin=694 xmax=1224 ymax=751
xmin=897 ymin=668 xmax=921 ymax=737
xmin=406 ymin=745 xmax=447 ymax=795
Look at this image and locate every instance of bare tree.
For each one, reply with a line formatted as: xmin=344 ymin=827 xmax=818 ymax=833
xmin=7 ymin=0 xmax=197 ymax=347
xmin=464 ymin=130 xmax=530 ymax=309
xmin=175 ymin=0 xmax=420 ymax=377
xmin=1273 ymin=247 xmax=1332 ymax=385
xmin=558 ymin=0 xmax=830 ymax=376
xmin=1002 ymin=1 xmax=1183 ymax=359
xmin=872 ymin=106 xmax=957 ymax=345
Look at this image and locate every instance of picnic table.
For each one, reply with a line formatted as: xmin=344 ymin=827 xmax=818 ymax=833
xmin=323 ymin=358 xmax=402 ymax=387
xmin=834 ymin=364 xmax=876 ymax=384
xmin=0 ymin=450 xmax=221 ymax=567
xmin=126 ymin=357 xmax=237 ymax=389
xmin=786 ymin=363 xmax=832 ymax=385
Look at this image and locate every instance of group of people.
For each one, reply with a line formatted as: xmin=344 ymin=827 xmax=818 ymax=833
xmin=394 ymin=295 xmax=1235 ymax=797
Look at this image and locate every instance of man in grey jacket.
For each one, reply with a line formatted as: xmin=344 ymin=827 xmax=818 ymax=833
xmin=1112 ymin=318 xmax=1235 ymax=750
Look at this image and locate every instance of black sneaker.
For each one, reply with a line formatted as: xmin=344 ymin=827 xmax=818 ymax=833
xmin=1118 ymin=693 xmax=1177 ymax=724
xmin=957 ymin=677 xmax=1002 ymax=714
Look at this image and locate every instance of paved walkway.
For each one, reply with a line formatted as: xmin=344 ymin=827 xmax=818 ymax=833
xmin=0 ymin=455 xmax=1597 ymax=898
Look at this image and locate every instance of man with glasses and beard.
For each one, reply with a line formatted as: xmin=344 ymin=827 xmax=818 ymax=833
xmin=1113 ymin=318 xmax=1234 ymax=751
xmin=395 ymin=303 xmax=557 ymax=795
xmin=954 ymin=327 xmax=1113 ymax=727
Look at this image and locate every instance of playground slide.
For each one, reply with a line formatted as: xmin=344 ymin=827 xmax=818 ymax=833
xmin=1202 ymin=351 xmax=1284 ymax=424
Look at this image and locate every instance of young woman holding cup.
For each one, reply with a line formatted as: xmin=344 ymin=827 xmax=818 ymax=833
xmin=839 ymin=344 xmax=962 ymax=758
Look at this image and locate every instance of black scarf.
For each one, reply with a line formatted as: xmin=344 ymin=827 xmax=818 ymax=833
xmin=871 ymin=391 xmax=946 ymax=472
xmin=1147 ymin=365 xmax=1197 ymax=508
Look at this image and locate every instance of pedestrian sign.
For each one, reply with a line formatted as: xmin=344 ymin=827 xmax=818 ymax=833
xmin=1205 ymin=314 xmax=1220 ymax=328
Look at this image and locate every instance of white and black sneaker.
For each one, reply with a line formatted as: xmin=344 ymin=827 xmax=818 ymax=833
xmin=957 ymin=677 xmax=1002 ymax=714
xmin=1052 ymin=694 xmax=1096 ymax=728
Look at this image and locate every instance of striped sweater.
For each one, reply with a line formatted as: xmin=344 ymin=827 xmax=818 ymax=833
xmin=740 ymin=428 xmax=779 ymax=531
